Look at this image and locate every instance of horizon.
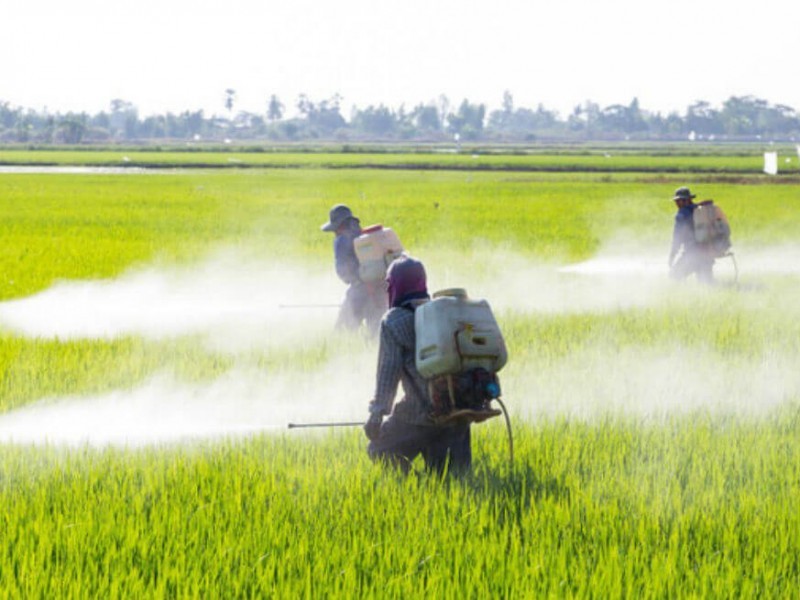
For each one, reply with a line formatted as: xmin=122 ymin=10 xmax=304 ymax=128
xmin=2 ymin=90 xmax=798 ymax=122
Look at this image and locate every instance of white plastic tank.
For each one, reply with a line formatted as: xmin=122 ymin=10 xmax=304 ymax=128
xmin=693 ymin=201 xmax=716 ymax=244
xmin=415 ymin=288 xmax=507 ymax=379
xmin=354 ymin=224 xmax=404 ymax=283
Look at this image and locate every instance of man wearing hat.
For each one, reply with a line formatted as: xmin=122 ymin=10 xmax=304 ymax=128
xmin=321 ymin=204 xmax=386 ymax=333
xmin=668 ymin=186 xmax=715 ymax=284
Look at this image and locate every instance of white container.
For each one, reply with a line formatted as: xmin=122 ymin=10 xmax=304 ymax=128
xmin=415 ymin=288 xmax=507 ymax=379
xmin=354 ymin=224 xmax=404 ymax=283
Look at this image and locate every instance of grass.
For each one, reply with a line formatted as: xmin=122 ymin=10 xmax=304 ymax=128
xmin=2 ymin=418 xmax=799 ymax=596
xmin=1 ymin=169 xmax=797 ymax=301
xmin=1 ymin=153 xmax=799 ymax=596
xmin=2 ymin=147 xmax=800 ymax=173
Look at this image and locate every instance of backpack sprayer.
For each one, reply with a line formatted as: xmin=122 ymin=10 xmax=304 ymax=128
xmin=281 ymin=225 xmax=404 ymax=311
xmin=694 ymin=199 xmax=737 ymax=285
xmin=416 ymin=288 xmax=513 ymax=464
xmin=287 ymin=288 xmax=514 ymax=465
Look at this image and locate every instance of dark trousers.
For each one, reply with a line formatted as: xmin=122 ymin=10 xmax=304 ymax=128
xmin=368 ymin=416 xmax=472 ymax=475
xmin=670 ymin=252 xmax=715 ymax=285
xmin=336 ymin=281 xmax=387 ymax=335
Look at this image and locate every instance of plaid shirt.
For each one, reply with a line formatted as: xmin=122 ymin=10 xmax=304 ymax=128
xmin=369 ymin=303 xmax=434 ymax=426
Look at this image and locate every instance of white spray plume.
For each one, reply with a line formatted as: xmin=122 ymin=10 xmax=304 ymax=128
xmin=732 ymin=243 xmax=800 ymax=276
xmin=505 ymin=344 xmax=800 ymax=422
xmin=3 ymin=243 xmax=798 ymax=346
xmin=0 ymin=250 xmax=345 ymax=352
xmin=1 ymin=243 xmax=799 ymax=447
xmin=0 ymin=349 xmax=376 ymax=448
xmin=433 ymin=242 xmax=800 ymax=315
xmin=426 ymin=240 xmax=683 ymax=314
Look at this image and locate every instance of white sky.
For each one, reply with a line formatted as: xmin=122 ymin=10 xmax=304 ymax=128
xmin=3 ymin=0 xmax=799 ymax=119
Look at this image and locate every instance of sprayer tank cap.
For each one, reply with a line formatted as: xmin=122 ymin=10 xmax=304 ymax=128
xmin=433 ymin=288 xmax=468 ymax=300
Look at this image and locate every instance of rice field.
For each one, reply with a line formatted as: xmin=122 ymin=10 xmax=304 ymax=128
xmin=1 ymin=154 xmax=799 ymax=596
xmin=2 ymin=145 xmax=800 ymax=173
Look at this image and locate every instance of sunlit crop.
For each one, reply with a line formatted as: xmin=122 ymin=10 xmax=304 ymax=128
xmin=1 ymin=154 xmax=799 ymax=596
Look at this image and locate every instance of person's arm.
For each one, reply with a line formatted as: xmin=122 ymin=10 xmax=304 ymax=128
xmin=334 ymin=234 xmax=360 ymax=284
xmin=669 ymin=213 xmax=693 ymax=266
xmin=369 ymin=321 xmax=403 ymax=418
xmin=668 ymin=220 xmax=681 ymax=267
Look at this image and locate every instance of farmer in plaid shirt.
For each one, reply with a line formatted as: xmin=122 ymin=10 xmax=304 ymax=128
xmin=363 ymin=255 xmax=472 ymax=475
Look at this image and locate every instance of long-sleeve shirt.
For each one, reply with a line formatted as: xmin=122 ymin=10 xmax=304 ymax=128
xmin=369 ymin=303 xmax=434 ymax=426
xmin=333 ymin=219 xmax=361 ymax=285
xmin=670 ymin=204 xmax=697 ymax=261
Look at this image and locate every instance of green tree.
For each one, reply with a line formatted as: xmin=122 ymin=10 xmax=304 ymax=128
xmin=446 ymin=99 xmax=486 ymax=140
xmin=411 ymin=104 xmax=441 ymax=134
xmin=267 ymin=94 xmax=284 ymax=122
xmin=0 ymin=101 xmax=21 ymax=129
xmin=721 ymin=96 xmax=765 ymax=136
xmin=224 ymin=89 xmax=236 ymax=115
xmin=685 ymin=100 xmax=722 ymax=135
xmin=597 ymin=98 xmax=647 ymax=135
xmin=567 ymin=101 xmax=600 ymax=136
xmin=56 ymin=113 xmax=87 ymax=144
xmin=109 ymin=99 xmax=139 ymax=140
xmin=351 ymin=105 xmax=398 ymax=137
xmin=488 ymin=90 xmax=514 ymax=130
xmin=296 ymin=93 xmax=346 ymax=134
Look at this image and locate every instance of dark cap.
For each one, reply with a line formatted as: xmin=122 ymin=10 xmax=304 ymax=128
xmin=320 ymin=204 xmax=354 ymax=232
xmin=673 ymin=187 xmax=696 ymax=201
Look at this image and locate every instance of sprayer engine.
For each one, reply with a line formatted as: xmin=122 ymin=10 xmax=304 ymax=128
xmin=428 ymin=368 xmax=501 ymax=417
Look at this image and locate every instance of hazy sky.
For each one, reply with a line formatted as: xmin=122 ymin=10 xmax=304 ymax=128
xmin=4 ymin=0 xmax=799 ymax=119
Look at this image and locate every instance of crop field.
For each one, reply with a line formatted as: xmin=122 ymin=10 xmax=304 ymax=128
xmin=1 ymin=152 xmax=799 ymax=596
xmin=2 ymin=144 xmax=800 ymax=173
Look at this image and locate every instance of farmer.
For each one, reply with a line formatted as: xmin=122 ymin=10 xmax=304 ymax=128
xmin=668 ymin=186 xmax=715 ymax=284
xmin=363 ymin=255 xmax=472 ymax=475
xmin=320 ymin=204 xmax=386 ymax=334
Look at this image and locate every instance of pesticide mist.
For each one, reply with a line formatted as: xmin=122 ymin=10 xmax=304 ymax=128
xmin=0 ymin=251 xmax=344 ymax=353
xmin=1 ymin=244 xmax=798 ymax=447
xmin=0 ymin=355 xmax=376 ymax=447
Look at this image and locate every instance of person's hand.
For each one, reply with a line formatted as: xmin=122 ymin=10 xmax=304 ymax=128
xmin=364 ymin=412 xmax=383 ymax=441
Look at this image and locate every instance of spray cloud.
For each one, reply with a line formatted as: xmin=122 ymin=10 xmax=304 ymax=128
xmin=1 ymin=242 xmax=798 ymax=446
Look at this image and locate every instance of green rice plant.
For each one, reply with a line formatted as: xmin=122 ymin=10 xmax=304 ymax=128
xmin=1 ymin=417 xmax=799 ymax=597
xmin=3 ymin=168 xmax=797 ymax=300
xmin=0 ymin=152 xmax=799 ymax=596
xmin=2 ymin=147 xmax=799 ymax=173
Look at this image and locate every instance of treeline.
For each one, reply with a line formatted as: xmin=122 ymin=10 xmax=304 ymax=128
xmin=1 ymin=92 xmax=799 ymax=144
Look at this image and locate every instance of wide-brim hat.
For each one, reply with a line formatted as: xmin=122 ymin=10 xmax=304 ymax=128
xmin=673 ymin=187 xmax=696 ymax=201
xmin=320 ymin=204 xmax=353 ymax=232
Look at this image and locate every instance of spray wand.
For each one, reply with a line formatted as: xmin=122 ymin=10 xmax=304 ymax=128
xmin=286 ymin=401 xmax=514 ymax=467
xmin=278 ymin=304 xmax=341 ymax=309
xmin=287 ymin=421 xmax=363 ymax=429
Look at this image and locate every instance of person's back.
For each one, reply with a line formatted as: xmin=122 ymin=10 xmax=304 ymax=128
xmin=371 ymin=302 xmax=433 ymax=426
xmin=365 ymin=256 xmax=472 ymax=475
xmin=333 ymin=217 xmax=361 ymax=285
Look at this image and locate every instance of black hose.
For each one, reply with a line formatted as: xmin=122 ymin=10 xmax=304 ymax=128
xmin=729 ymin=252 xmax=739 ymax=285
xmin=494 ymin=397 xmax=514 ymax=467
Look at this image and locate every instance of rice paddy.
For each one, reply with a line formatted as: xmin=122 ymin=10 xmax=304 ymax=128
xmin=1 ymin=150 xmax=798 ymax=596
